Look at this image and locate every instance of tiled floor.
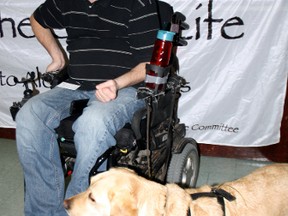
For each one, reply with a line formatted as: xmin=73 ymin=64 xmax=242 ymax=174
xmin=0 ymin=138 xmax=24 ymax=216
xmin=0 ymin=138 xmax=272 ymax=216
xmin=196 ymin=155 xmax=272 ymax=187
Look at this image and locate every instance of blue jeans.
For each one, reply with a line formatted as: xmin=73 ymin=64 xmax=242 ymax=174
xmin=15 ymin=86 xmax=145 ymax=216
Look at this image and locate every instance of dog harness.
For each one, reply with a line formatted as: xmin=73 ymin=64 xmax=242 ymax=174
xmin=187 ymin=188 xmax=236 ymax=216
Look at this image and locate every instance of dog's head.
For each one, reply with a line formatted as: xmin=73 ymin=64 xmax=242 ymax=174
xmin=64 ymin=168 xmax=146 ymax=216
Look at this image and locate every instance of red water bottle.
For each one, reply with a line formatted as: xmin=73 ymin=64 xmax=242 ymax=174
xmin=145 ymin=30 xmax=175 ymax=92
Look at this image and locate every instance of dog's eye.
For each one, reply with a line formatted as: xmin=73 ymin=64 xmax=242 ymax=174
xmin=88 ymin=193 xmax=96 ymax=203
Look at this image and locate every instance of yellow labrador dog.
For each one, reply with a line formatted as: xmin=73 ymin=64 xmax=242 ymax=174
xmin=64 ymin=163 xmax=288 ymax=216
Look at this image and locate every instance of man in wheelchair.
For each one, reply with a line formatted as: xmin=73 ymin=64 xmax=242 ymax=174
xmin=14 ymin=0 xmax=199 ymax=215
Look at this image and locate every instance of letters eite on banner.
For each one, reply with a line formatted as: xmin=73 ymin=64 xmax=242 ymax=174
xmin=0 ymin=0 xmax=288 ymax=147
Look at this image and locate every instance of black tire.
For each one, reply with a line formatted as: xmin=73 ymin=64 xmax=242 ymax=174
xmin=166 ymin=139 xmax=200 ymax=187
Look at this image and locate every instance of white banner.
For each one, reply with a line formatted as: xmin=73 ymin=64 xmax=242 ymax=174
xmin=0 ymin=0 xmax=287 ymax=147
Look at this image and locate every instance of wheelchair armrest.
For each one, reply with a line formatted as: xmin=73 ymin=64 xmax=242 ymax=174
xmin=41 ymin=67 xmax=69 ymax=89
xmin=131 ymin=108 xmax=147 ymax=140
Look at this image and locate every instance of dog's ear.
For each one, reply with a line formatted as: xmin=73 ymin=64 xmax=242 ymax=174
xmin=109 ymin=188 xmax=138 ymax=216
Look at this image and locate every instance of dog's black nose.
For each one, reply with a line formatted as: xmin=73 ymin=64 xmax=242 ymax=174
xmin=63 ymin=199 xmax=71 ymax=210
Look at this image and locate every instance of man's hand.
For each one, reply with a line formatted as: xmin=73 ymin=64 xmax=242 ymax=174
xmin=95 ymin=80 xmax=118 ymax=102
xmin=46 ymin=60 xmax=66 ymax=72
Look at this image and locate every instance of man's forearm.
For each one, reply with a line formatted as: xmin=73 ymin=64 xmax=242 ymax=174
xmin=30 ymin=15 xmax=66 ymax=71
xmin=114 ymin=62 xmax=148 ymax=89
xmin=95 ymin=62 xmax=148 ymax=102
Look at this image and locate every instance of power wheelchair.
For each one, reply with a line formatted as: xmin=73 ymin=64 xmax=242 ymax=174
xmin=10 ymin=1 xmax=200 ymax=188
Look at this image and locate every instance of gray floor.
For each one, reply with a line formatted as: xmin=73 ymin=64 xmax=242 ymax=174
xmin=0 ymin=138 xmax=272 ymax=216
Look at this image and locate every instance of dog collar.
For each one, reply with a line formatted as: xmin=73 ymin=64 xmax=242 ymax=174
xmin=188 ymin=188 xmax=236 ymax=216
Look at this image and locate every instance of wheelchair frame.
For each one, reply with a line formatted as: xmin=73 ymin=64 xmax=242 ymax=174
xmin=10 ymin=1 xmax=200 ymax=188
xmin=54 ymin=5 xmax=199 ymax=187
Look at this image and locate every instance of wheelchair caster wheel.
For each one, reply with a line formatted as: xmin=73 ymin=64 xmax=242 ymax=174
xmin=166 ymin=139 xmax=199 ymax=187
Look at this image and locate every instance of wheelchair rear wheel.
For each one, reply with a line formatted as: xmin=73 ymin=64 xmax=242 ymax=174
xmin=166 ymin=138 xmax=199 ymax=187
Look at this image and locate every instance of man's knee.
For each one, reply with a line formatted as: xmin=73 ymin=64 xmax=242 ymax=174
xmin=15 ymin=98 xmax=37 ymax=124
